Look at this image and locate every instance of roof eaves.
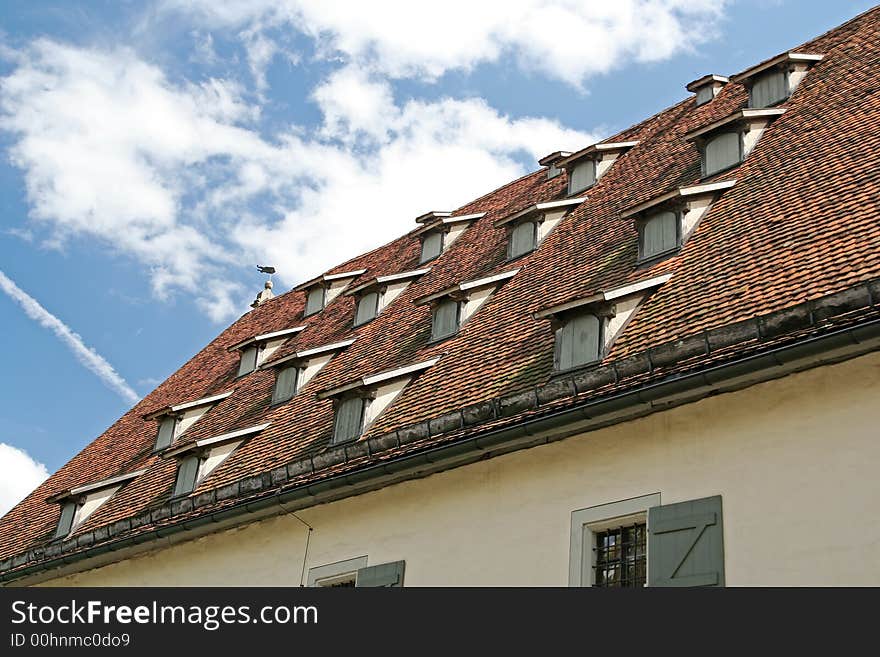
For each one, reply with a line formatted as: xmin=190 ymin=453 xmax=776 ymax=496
xmin=317 ymin=358 xmax=441 ymax=399
xmin=293 ymin=269 xmax=368 ymax=292
xmin=261 ymin=339 xmax=357 ymax=369
xmin=685 ymin=74 xmax=730 ymax=92
xmin=730 ymin=52 xmax=824 ymax=83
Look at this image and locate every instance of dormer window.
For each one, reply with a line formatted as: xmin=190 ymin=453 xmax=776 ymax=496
xmin=534 ymin=275 xmax=672 ymax=372
xmin=229 ymin=326 xmax=306 ymax=377
xmin=295 ymin=269 xmax=368 ymax=318
xmin=686 ymin=74 xmax=729 ymax=107
xmin=264 ymin=339 xmax=356 ymax=404
xmin=557 ymin=141 xmax=639 ymax=196
xmin=415 ymin=270 xmax=519 ymax=343
xmin=685 ymin=109 xmax=785 ymax=179
xmin=166 ymin=423 xmax=270 ymax=496
xmin=495 ymin=198 xmax=585 ymax=261
xmin=414 ymin=212 xmax=483 ymax=263
xmin=48 ymin=469 xmax=147 ymax=539
xmin=345 ymin=269 xmax=429 ymax=328
xmin=538 ymin=151 xmax=573 ymax=180
xmin=147 ymin=390 xmax=234 ymax=451
xmin=731 ymin=52 xmax=824 ymax=109
xmin=621 ymin=180 xmax=737 ymax=263
xmin=318 ymin=359 xmax=439 ymax=445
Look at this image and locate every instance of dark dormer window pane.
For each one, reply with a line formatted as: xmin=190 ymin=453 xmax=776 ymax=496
xmin=703 ymin=132 xmax=740 ymax=176
xmin=238 ymin=345 xmax=259 ymax=377
xmin=568 ymin=159 xmax=596 ymax=194
xmin=155 ymin=415 xmax=178 ymax=451
xmin=333 ymin=397 xmax=365 ymax=444
xmin=420 ymin=231 xmax=443 ymax=263
xmin=272 ymin=365 xmax=299 ymax=404
xmin=640 ymin=211 xmax=678 ymax=260
xmin=695 ymin=85 xmax=714 ymax=106
xmin=305 ymin=286 xmax=325 ymax=315
xmin=355 ymin=291 xmax=380 ymax=326
xmin=750 ymin=69 xmax=788 ymax=108
xmin=432 ymin=298 xmax=460 ymax=341
xmin=557 ymin=313 xmax=601 ymax=370
xmin=55 ymin=500 xmax=77 ymax=539
xmin=509 ymin=221 xmax=537 ymax=259
xmin=173 ymin=455 xmax=201 ymax=497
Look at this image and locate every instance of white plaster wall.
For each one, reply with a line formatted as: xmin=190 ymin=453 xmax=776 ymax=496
xmin=604 ymin=295 xmax=641 ymax=351
xmin=461 ymin=286 xmax=494 ymax=324
xmin=596 ymin=152 xmax=619 ymax=180
xmin=259 ymin=338 xmax=287 ymax=364
xmin=743 ymin=119 xmax=771 ymax=158
xmin=299 ymin=353 xmax=334 ymax=390
xmin=381 ymin=281 xmax=410 ymax=309
xmin=176 ymin=406 xmax=209 ymax=438
xmin=682 ymin=196 xmax=713 ymax=241
xmin=537 ymin=209 xmax=567 ymax=243
xmin=40 ymin=351 xmax=880 ymax=587
xmin=197 ymin=441 xmax=241 ymax=484
xmin=364 ymin=378 xmax=410 ymax=429
xmin=444 ymin=222 xmax=469 ymax=248
xmin=326 ymin=279 xmax=350 ymax=305
xmin=72 ymin=486 xmax=120 ymax=532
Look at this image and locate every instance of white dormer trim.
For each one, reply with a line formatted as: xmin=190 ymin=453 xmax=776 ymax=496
xmin=228 ymin=326 xmax=307 ymax=352
xmin=620 ymin=180 xmax=737 ymax=219
xmin=533 ymin=274 xmax=672 ymax=320
xmin=556 ymin=141 xmax=640 ymax=169
xmin=414 ymin=269 xmax=520 ymax=306
xmin=168 ymin=391 xmax=232 ymax=414
xmin=293 ymin=269 xmax=368 ymax=292
xmin=494 ymin=198 xmax=586 ymax=228
xmin=345 ymin=268 xmax=432 ymax=296
xmin=686 ymin=74 xmax=729 ymax=92
xmin=48 ymin=469 xmax=148 ymax=503
xmin=415 ymin=211 xmax=454 ymax=224
xmin=414 ymin=213 xmax=485 ymax=236
xmin=163 ymin=423 xmax=271 ymax=458
xmin=317 ymin=358 xmax=440 ymax=400
xmin=262 ymin=339 xmax=357 ymax=369
xmin=730 ymin=52 xmax=824 ymax=84
xmin=684 ymin=108 xmax=786 ymax=142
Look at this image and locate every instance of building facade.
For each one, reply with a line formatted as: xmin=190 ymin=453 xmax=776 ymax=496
xmin=2 ymin=8 xmax=880 ymax=587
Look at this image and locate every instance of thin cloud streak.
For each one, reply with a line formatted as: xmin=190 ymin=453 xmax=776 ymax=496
xmin=0 ymin=269 xmax=140 ymax=404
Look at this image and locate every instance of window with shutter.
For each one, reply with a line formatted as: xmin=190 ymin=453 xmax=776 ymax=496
xmin=305 ymin=286 xmax=325 ymax=316
xmin=695 ymin=85 xmax=714 ymax=106
xmin=568 ymin=159 xmax=596 ymax=195
xmin=356 ymin=560 xmax=406 ymax=587
xmin=750 ymin=69 xmax=788 ymax=108
xmin=173 ymin=455 xmax=201 ymax=497
xmin=333 ymin=397 xmax=366 ymax=444
xmin=556 ymin=312 xmax=601 ymax=370
xmin=508 ymin=221 xmax=537 ymax=259
xmin=354 ymin=291 xmax=380 ymax=326
xmin=54 ymin=500 xmax=78 ymax=539
xmin=647 ymin=495 xmax=725 ymax=587
xmin=431 ymin=299 xmax=460 ymax=341
xmin=703 ymin=132 xmax=741 ymax=176
xmin=237 ymin=345 xmax=259 ymax=377
xmin=420 ymin=231 xmax=444 ymax=263
xmin=154 ymin=415 xmax=178 ymax=451
xmin=640 ymin=211 xmax=679 ymax=260
xmin=272 ymin=366 xmax=299 ymax=405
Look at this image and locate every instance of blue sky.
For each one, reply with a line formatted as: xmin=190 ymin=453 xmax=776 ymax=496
xmin=0 ymin=0 xmax=873 ymax=513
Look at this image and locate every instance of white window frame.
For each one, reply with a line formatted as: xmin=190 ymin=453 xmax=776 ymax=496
xmin=568 ymin=492 xmax=660 ymax=587
xmin=307 ymin=556 xmax=368 ymax=587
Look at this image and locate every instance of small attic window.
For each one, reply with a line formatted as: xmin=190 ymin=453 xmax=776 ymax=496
xmin=568 ymin=159 xmax=596 ymax=195
xmin=49 ymin=469 xmax=147 ymax=538
xmin=555 ymin=312 xmax=602 ymax=371
xmin=332 ymin=396 xmax=367 ymax=444
xmin=354 ymin=291 xmax=380 ymax=326
xmin=55 ymin=500 xmax=77 ymax=539
xmin=155 ymin=415 xmax=179 ymax=451
xmin=687 ymin=74 xmax=729 ymax=107
xmin=271 ymin=364 xmax=300 ymax=405
xmin=508 ymin=220 xmax=538 ymax=259
xmin=749 ymin=69 xmax=787 ymax=108
xmin=432 ymin=298 xmax=461 ymax=341
xmin=638 ymin=210 xmax=679 ymax=261
xmin=703 ymin=132 xmax=741 ymax=177
xmin=305 ymin=286 xmax=326 ymax=316
xmin=173 ymin=454 xmax=201 ymax=497
xmin=695 ymin=86 xmax=714 ymax=106
xmin=732 ymin=52 xmax=824 ymax=110
xmin=538 ymin=151 xmax=572 ymax=180
xmin=420 ymin=230 xmax=444 ymax=263
xmin=238 ymin=345 xmax=260 ymax=376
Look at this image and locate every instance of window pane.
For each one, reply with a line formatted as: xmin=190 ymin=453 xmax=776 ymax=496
xmin=333 ymin=397 xmax=365 ymax=443
xmin=355 ymin=291 xmax=380 ymax=326
xmin=305 ymin=286 xmax=325 ymax=315
xmin=568 ymin=159 xmax=595 ymax=194
xmin=272 ymin=366 xmax=299 ymax=404
xmin=641 ymin=211 xmax=678 ymax=259
xmin=695 ymin=85 xmax=714 ymax=106
xmin=704 ymin=132 xmax=740 ymax=176
xmin=420 ymin=231 xmax=443 ymax=263
xmin=237 ymin=345 xmax=259 ymax=376
xmin=55 ymin=501 xmax=77 ymax=538
xmin=750 ymin=70 xmax=787 ymax=108
xmin=509 ymin=221 xmax=537 ymax=259
xmin=558 ymin=313 xmax=600 ymax=370
xmin=173 ymin=455 xmax=200 ymax=497
xmin=432 ymin=299 xmax=459 ymax=340
xmin=155 ymin=415 xmax=177 ymax=450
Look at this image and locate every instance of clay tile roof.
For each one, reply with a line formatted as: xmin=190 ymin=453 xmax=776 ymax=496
xmin=3 ymin=6 xmax=880 ymax=574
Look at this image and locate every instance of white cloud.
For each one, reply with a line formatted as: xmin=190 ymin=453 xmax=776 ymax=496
xmin=160 ymin=0 xmax=728 ymax=87
xmin=0 ymin=269 xmax=140 ymax=404
xmin=0 ymin=443 xmax=50 ymax=517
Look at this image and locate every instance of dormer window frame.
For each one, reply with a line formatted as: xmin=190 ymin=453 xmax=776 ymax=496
xmin=414 ymin=213 xmax=484 ymax=263
xmin=354 ymin=289 xmax=381 ymax=327
xmin=636 ymin=208 xmax=683 ymax=264
xmin=304 ymin=285 xmax=327 ymax=317
xmin=145 ymin=390 xmax=235 ymax=452
xmin=262 ymin=339 xmax=356 ymax=404
xmin=331 ymin=393 xmax=372 ymax=445
xmin=731 ymin=52 xmax=824 ymax=110
xmin=556 ymin=141 xmax=639 ymax=197
xmin=294 ymin=269 xmax=368 ymax=318
xmin=429 ymin=296 xmax=464 ymax=342
xmin=685 ymin=109 xmax=785 ymax=180
xmin=229 ymin=326 xmax=306 ymax=378
xmin=47 ymin=469 xmax=147 ymax=539
xmin=507 ymin=218 xmax=539 ymax=260
xmin=345 ymin=269 xmax=430 ymax=328
xmin=539 ymin=151 xmax=573 ymax=180
xmin=686 ymin=74 xmax=729 ymax=107
xmin=495 ymin=198 xmax=585 ymax=262
xmin=419 ymin=228 xmax=445 ymax=264
xmin=551 ymin=304 xmax=614 ymax=373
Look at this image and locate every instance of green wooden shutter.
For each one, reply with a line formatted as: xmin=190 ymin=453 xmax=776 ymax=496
xmin=704 ymin=132 xmax=741 ymax=175
xmin=568 ymin=159 xmax=595 ymax=194
xmin=647 ymin=495 xmax=724 ymax=587
xmin=55 ymin=501 xmax=77 ymax=538
xmin=750 ymin=70 xmax=787 ymax=108
xmin=420 ymin=231 xmax=443 ymax=263
xmin=509 ymin=221 xmax=537 ymax=259
xmin=333 ymin=397 xmax=365 ymax=444
xmin=355 ymin=291 xmax=380 ymax=326
xmin=237 ymin=345 xmax=259 ymax=376
xmin=173 ymin=455 xmax=201 ymax=497
xmin=305 ymin=286 xmax=325 ymax=315
xmin=272 ymin=366 xmax=299 ymax=404
xmin=356 ymin=560 xmax=406 ymax=587
xmin=557 ymin=313 xmax=600 ymax=370
xmin=155 ymin=415 xmax=177 ymax=450
xmin=432 ymin=299 xmax=460 ymax=340
xmin=641 ymin=211 xmax=678 ymax=259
